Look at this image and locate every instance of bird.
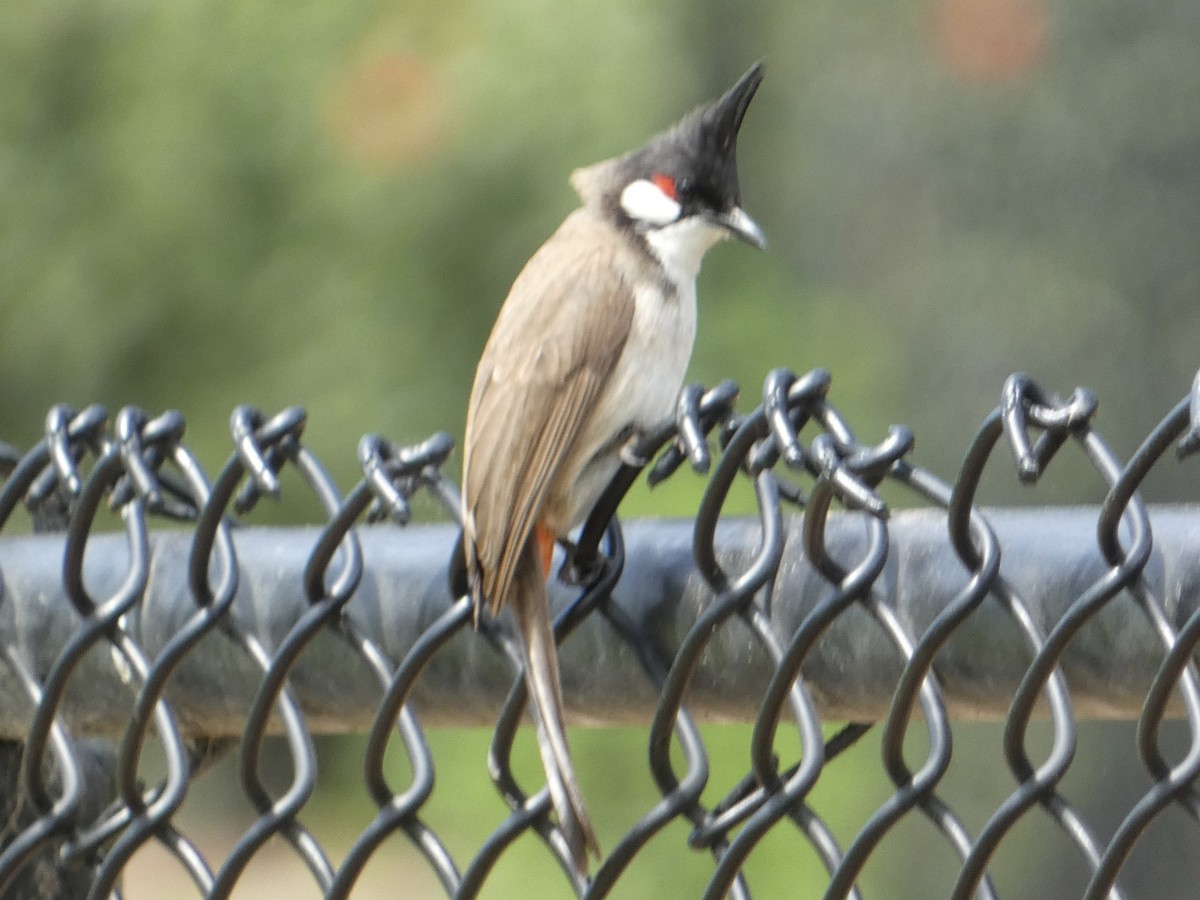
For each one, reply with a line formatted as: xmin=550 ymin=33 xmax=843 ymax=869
xmin=461 ymin=62 xmax=766 ymax=872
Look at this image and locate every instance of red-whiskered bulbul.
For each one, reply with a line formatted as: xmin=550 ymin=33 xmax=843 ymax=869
xmin=462 ymin=62 xmax=766 ymax=871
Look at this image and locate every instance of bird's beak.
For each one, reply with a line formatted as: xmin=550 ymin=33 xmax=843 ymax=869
xmin=716 ymin=206 xmax=767 ymax=250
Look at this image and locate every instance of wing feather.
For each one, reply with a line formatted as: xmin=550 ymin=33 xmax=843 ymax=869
xmin=481 ymin=373 xmax=598 ymax=613
xmin=462 ymin=212 xmax=636 ymax=612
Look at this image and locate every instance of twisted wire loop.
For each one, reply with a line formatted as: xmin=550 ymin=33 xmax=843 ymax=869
xmin=204 ymin=405 xmax=410 ymax=899
xmin=673 ymin=368 xmax=988 ymax=900
xmin=0 ymin=368 xmax=1197 ymax=898
xmin=942 ymin=379 xmax=1108 ymax=900
xmin=1082 ymin=377 xmax=1200 ymax=900
xmin=327 ymin=431 xmax=462 ymax=898
xmin=0 ymin=404 xmax=114 ymax=897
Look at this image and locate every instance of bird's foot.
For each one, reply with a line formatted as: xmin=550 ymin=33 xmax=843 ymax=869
xmin=557 ymin=538 xmax=609 ymax=587
xmin=618 ymin=433 xmax=650 ymax=468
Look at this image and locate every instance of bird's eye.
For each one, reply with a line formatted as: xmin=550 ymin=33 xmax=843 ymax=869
xmin=675 ymin=177 xmax=695 ymax=199
xmin=650 ymin=173 xmax=678 ymax=201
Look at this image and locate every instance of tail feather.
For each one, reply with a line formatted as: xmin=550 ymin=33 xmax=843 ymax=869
xmin=511 ymin=549 xmax=601 ymax=871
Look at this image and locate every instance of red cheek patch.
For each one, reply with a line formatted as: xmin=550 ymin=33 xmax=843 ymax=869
xmin=650 ymin=173 xmax=678 ymax=200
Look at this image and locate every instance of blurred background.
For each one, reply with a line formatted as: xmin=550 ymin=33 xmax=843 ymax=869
xmin=2 ymin=0 xmax=1199 ymax=896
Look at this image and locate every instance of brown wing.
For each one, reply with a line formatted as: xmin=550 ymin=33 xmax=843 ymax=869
xmin=462 ymin=213 xmax=636 ymax=614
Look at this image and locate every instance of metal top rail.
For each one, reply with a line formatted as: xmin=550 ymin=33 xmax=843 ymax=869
xmin=0 ymin=507 xmax=1198 ymax=741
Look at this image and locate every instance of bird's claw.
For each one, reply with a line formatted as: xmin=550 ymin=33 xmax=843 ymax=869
xmin=619 ymin=437 xmax=650 ymax=468
xmin=557 ymin=538 xmax=609 ymax=587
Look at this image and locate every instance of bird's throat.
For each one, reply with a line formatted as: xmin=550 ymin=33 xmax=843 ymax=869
xmin=643 ymin=217 xmax=727 ymax=288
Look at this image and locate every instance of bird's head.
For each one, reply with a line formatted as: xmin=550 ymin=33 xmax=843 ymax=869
xmin=572 ymin=62 xmax=766 ymax=278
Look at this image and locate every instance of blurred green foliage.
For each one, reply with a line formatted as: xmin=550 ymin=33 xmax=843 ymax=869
xmin=3 ymin=0 xmax=1199 ymax=896
xmin=3 ymin=0 xmax=1198 ymax=500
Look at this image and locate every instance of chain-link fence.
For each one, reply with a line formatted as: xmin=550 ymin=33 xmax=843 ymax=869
xmin=0 ymin=367 xmax=1199 ymax=899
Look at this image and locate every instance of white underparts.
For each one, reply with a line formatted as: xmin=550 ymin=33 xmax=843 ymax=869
xmin=619 ymin=179 xmax=681 ymax=226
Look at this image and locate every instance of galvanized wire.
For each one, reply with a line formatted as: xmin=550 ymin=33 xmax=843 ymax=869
xmin=0 ymin=366 xmax=1198 ymax=898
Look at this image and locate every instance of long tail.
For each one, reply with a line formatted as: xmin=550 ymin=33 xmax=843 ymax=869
xmin=510 ymin=543 xmax=601 ymax=872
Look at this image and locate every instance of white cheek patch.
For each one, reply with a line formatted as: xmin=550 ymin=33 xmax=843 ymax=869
xmin=619 ymin=178 xmax=682 ymax=227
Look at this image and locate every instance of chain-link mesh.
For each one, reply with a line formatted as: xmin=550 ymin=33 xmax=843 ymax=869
xmin=0 ymin=367 xmax=1199 ymax=899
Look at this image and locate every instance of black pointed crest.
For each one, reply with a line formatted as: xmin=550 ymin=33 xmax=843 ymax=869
xmin=625 ymin=62 xmax=764 ymax=212
xmin=702 ymin=61 xmax=765 ymax=157
xmin=569 ymin=62 xmax=765 ymax=220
